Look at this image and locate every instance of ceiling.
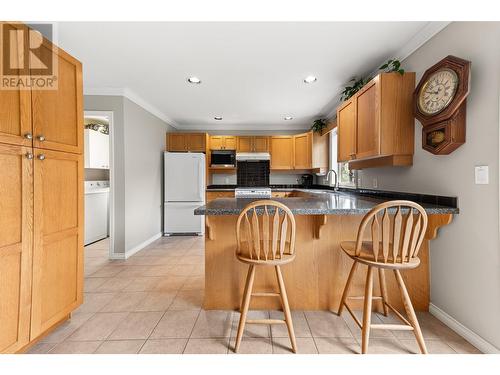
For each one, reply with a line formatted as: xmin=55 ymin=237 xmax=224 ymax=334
xmin=56 ymin=22 xmax=448 ymax=130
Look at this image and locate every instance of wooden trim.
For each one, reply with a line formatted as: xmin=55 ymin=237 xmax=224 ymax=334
xmin=349 ymin=154 xmax=413 ymax=170
xmin=425 ymin=214 xmax=453 ymax=240
xmin=321 ymin=118 xmax=337 ymax=136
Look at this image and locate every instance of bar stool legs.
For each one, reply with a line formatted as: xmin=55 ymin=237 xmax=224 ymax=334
xmin=275 ymin=265 xmax=297 ymax=353
xmin=234 ymin=264 xmax=297 ymax=353
xmin=235 ymin=265 xmax=255 ymax=353
xmin=361 ymin=266 xmax=374 ymax=354
xmin=378 ymin=268 xmax=389 ymax=316
xmin=337 ymin=261 xmax=359 ymax=316
xmin=394 ymin=269 xmax=428 ymax=354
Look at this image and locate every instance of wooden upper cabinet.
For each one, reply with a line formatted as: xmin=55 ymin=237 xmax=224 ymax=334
xmin=253 ymin=136 xmax=269 ymax=152
xmin=237 ymin=136 xmax=253 ymax=152
xmin=237 ymin=136 xmax=269 ymax=152
xmin=0 ymin=24 xmax=32 ymax=148
xmin=167 ymin=133 xmax=207 ymax=152
xmin=167 ymin=133 xmax=187 ymax=151
xmin=312 ymin=131 xmax=329 ymax=174
xmin=293 ymin=132 xmax=312 ymax=169
xmin=270 ymin=136 xmax=293 ymax=170
xmin=337 ymin=100 xmax=356 ymax=162
xmin=30 ymin=149 xmax=83 ymax=339
xmin=0 ymin=144 xmax=32 ymax=353
xmin=31 ymin=40 xmax=83 ymax=154
xmin=187 ymin=133 xmax=206 ymax=152
xmin=210 ymin=135 xmax=236 ymax=150
xmin=355 ymin=79 xmax=379 ymax=159
xmin=210 ymin=136 xmax=223 ymax=150
xmin=336 ymin=72 xmax=415 ymax=169
xmin=223 ymin=136 xmax=237 ymax=150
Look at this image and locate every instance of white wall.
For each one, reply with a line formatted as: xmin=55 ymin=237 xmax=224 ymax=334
xmin=84 ymin=95 xmax=126 ymax=255
xmin=84 ymin=95 xmax=175 ymax=256
xmin=123 ymin=98 xmax=174 ymax=251
xmin=358 ymin=22 xmax=500 ymax=350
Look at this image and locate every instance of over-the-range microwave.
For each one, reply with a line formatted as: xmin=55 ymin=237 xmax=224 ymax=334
xmin=210 ymin=150 xmax=236 ymax=167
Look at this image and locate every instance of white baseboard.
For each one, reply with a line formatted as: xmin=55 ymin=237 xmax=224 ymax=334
xmin=429 ymin=303 xmax=499 ymax=354
xmin=113 ymin=232 xmax=163 ymax=260
xmin=124 ymin=232 xmax=163 ymax=259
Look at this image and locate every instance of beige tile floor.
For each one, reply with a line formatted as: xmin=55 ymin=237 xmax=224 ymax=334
xmin=28 ymin=236 xmax=481 ymax=354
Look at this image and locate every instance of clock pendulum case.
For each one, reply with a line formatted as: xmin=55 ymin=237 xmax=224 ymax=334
xmin=413 ymin=55 xmax=471 ymax=155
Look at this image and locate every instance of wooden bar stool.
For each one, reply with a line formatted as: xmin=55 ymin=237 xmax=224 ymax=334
xmin=337 ymin=200 xmax=429 ymax=354
xmin=234 ymin=200 xmax=297 ymax=353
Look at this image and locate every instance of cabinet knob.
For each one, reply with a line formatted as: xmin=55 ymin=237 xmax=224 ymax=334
xmin=37 ymin=154 xmax=46 ymax=160
xmin=37 ymin=135 xmax=45 ymax=141
xmin=26 ymin=152 xmax=34 ymax=159
xmin=24 ymin=133 xmax=33 ymax=140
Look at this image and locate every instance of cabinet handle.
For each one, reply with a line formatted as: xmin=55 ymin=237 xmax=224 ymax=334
xmin=24 ymin=133 xmax=33 ymax=140
xmin=26 ymin=152 xmax=34 ymax=159
xmin=37 ymin=135 xmax=45 ymax=141
xmin=37 ymin=154 xmax=45 ymax=160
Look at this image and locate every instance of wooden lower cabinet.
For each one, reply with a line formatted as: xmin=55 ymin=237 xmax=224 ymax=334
xmin=206 ymin=191 xmax=234 ymax=202
xmin=0 ymin=144 xmax=33 ymax=353
xmin=30 ymin=149 xmax=84 ymax=339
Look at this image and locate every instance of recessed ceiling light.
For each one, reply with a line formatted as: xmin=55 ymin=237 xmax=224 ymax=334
xmin=304 ymin=75 xmax=317 ymax=83
xmin=284 ymin=116 xmax=293 ymax=120
xmin=187 ymin=76 xmax=201 ymax=84
xmin=214 ymin=116 xmax=223 ymax=120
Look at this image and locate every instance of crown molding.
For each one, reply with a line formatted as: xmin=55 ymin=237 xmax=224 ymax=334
xmin=325 ymin=21 xmax=451 ymax=120
xmin=83 ymin=87 xmax=180 ymax=129
xmin=180 ymin=122 xmax=310 ymax=131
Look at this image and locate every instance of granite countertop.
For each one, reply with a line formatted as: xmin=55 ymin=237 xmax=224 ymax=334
xmin=195 ymin=189 xmax=459 ymax=216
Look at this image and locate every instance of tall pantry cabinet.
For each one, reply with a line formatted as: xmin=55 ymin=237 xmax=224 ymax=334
xmin=0 ymin=23 xmax=84 ymax=353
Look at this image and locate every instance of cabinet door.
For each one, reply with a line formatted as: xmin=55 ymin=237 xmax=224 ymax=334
xmin=355 ymin=80 xmax=380 ymax=159
xmin=0 ymin=24 xmax=32 ymax=147
xmin=31 ymin=149 xmax=83 ymax=338
xmin=253 ymin=136 xmax=269 ymax=152
xmin=270 ymin=136 xmax=293 ymax=169
xmin=337 ymin=100 xmax=356 ymax=162
xmin=168 ymin=133 xmax=186 ymax=151
xmin=31 ymin=40 xmax=83 ymax=154
xmin=210 ymin=136 xmax=224 ymax=150
xmin=223 ymin=136 xmax=237 ymax=150
xmin=0 ymin=144 xmax=32 ymax=353
xmin=187 ymin=133 xmax=206 ymax=152
xmin=237 ymin=136 xmax=253 ymax=152
xmin=293 ymin=132 xmax=312 ymax=169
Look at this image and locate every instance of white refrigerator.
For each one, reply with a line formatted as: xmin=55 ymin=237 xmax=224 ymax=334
xmin=164 ymin=152 xmax=205 ymax=235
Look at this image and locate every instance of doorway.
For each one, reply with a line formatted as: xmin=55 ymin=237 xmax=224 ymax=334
xmin=83 ymin=110 xmax=114 ymax=260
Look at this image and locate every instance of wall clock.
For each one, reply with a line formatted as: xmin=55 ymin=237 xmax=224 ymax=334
xmin=413 ymin=55 xmax=471 ymax=155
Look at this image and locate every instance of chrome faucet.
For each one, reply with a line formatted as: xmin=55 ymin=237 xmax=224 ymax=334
xmin=325 ymin=169 xmax=338 ymax=190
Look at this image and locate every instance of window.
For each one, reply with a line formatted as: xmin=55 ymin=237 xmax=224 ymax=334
xmin=329 ymin=129 xmax=357 ymax=188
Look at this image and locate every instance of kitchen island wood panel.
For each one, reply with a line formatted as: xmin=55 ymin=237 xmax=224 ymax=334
xmin=203 ymin=213 xmax=451 ymax=311
xmin=197 ymin=191 xmax=456 ymax=312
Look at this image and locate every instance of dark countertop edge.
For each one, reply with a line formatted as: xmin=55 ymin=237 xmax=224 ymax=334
xmin=206 ymin=184 xmax=458 ymax=210
xmin=194 ymin=207 xmax=459 ymax=216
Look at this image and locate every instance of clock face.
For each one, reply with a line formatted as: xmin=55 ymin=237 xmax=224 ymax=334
xmin=418 ymin=68 xmax=459 ymax=115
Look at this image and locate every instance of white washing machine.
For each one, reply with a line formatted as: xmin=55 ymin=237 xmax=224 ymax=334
xmin=84 ymin=180 xmax=109 ymax=245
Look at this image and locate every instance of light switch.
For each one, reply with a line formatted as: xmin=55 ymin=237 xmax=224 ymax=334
xmin=475 ymin=166 xmax=489 ymax=185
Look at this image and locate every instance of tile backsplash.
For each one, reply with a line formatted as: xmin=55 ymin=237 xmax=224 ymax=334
xmin=211 ymin=172 xmax=303 ymax=185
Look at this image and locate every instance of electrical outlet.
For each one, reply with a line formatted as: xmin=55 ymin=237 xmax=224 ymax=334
xmin=357 ymin=176 xmax=362 ymax=187
xmin=372 ymin=178 xmax=378 ymax=188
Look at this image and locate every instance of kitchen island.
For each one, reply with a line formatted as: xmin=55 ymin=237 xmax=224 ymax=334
xmin=194 ymin=189 xmax=458 ymax=312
